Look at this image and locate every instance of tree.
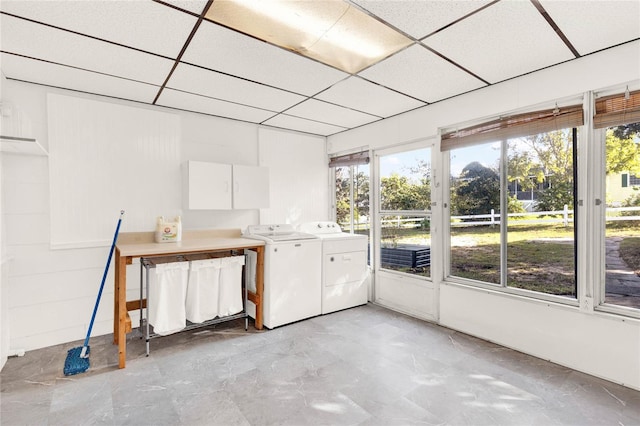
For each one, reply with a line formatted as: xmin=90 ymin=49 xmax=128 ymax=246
xmin=407 ymin=159 xmax=432 ymax=211
xmin=507 ymin=130 xmax=574 ymax=211
xmin=606 ymin=128 xmax=640 ymax=175
xmin=335 ymin=167 xmax=351 ymax=224
xmin=380 ymin=173 xmax=429 ymax=210
xmin=335 ymin=167 xmax=370 ymax=225
xmin=453 ymin=162 xmax=501 ymax=216
xmin=353 ymin=170 xmax=370 ymax=220
xmin=612 ymin=123 xmax=640 ymax=140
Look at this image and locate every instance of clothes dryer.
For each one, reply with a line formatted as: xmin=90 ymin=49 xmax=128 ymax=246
xmin=299 ymin=221 xmax=369 ymax=314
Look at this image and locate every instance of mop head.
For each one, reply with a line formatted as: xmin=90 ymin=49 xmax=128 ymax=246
xmin=63 ymin=346 xmax=90 ymax=376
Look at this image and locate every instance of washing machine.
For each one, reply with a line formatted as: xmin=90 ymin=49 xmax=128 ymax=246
xmin=299 ymin=221 xmax=369 ymax=314
xmin=243 ymin=224 xmax=321 ymax=328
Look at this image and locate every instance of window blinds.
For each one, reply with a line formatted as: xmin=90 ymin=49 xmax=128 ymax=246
xmin=329 ymin=151 xmax=370 ymax=167
xmin=593 ymin=89 xmax=640 ymax=129
xmin=441 ymin=104 xmax=584 ymax=151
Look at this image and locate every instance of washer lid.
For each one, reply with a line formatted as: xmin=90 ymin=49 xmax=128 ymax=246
xmin=244 ymin=224 xmax=318 ymax=242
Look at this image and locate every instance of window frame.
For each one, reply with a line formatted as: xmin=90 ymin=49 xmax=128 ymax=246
xmin=441 ymin=100 xmax=585 ymax=307
xmin=592 ymin=85 xmax=640 ymax=318
xmin=374 ymin=139 xmax=435 ymax=281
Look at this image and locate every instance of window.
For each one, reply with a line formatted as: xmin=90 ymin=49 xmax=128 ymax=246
xmin=506 ymin=130 xmax=577 ymax=297
xmin=331 ymin=152 xmax=370 ymax=238
xmin=443 ymin=104 xmax=583 ymax=300
xmin=450 ymin=143 xmax=501 ymax=284
xmin=596 ymin=88 xmax=640 ymax=310
xmin=378 ymin=146 xmax=432 ymax=277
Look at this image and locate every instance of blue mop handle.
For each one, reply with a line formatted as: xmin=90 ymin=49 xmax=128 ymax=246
xmin=82 ymin=210 xmax=125 ymax=352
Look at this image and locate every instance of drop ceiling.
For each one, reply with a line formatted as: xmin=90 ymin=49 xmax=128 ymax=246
xmin=1 ymin=0 xmax=638 ymax=137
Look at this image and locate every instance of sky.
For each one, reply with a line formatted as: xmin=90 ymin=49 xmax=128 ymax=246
xmin=378 ymin=142 xmax=501 ymax=179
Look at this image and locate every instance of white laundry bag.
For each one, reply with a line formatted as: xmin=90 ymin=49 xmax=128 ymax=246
xmin=186 ymin=258 xmax=222 ymax=323
xmin=218 ymin=256 xmax=245 ymax=317
xmin=148 ymin=261 xmax=189 ymax=336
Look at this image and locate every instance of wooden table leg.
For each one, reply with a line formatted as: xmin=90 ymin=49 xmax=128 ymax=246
xmin=113 ymin=248 xmax=121 ymax=345
xmin=116 ymin=250 xmax=128 ymax=368
xmin=255 ymin=246 xmax=264 ymax=330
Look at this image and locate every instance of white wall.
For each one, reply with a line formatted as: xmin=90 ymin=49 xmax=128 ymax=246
xmin=0 ymin=126 xmax=5 ymax=370
xmin=0 ymin=73 xmax=4 ymax=368
xmin=0 ymin=79 xmax=327 ymax=354
xmin=328 ymin=40 xmax=640 ymax=390
xmin=0 ymin=256 xmax=7 ymax=370
xmin=440 ymin=284 xmax=640 ymax=390
xmin=258 ymin=127 xmax=329 ymax=225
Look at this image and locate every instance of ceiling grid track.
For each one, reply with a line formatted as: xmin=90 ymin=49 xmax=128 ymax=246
xmin=530 ymin=0 xmax=581 ymax=58
xmin=152 ymin=0 xmax=214 ymax=105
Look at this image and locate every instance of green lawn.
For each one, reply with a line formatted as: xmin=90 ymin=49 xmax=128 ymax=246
xmin=380 ymin=221 xmax=639 ymax=296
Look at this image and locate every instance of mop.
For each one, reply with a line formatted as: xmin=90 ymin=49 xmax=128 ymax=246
xmin=63 ymin=210 xmax=124 ymax=376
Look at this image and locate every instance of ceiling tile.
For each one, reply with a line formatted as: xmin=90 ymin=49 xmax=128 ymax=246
xmin=352 ymin=0 xmax=493 ymax=39
xmin=181 ymin=20 xmax=348 ymax=96
xmin=262 ymin=114 xmax=347 ymax=137
xmin=286 ymin=99 xmax=380 ymax=128
xmin=0 ymin=14 xmax=175 ymax=85
xmin=0 ymin=0 xmax=197 ymax=58
xmin=423 ymin=0 xmax=576 ymax=84
xmin=167 ymin=63 xmax=306 ymax=112
xmin=1 ymin=53 xmax=160 ymax=103
xmin=162 ymin=0 xmax=209 ymax=15
xmin=156 ymin=88 xmax=276 ymax=123
xmin=359 ymin=44 xmax=486 ymax=103
xmin=315 ymin=76 xmax=425 ymax=118
xmin=540 ymin=0 xmax=640 ymax=56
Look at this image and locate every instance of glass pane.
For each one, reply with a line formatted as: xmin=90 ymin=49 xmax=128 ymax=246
xmin=335 ymin=166 xmax=351 ymax=228
xmin=378 ymin=147 xmax=431 ymax=277
xmin=449 ymin=143 xmax=501 ymax=284
xmin=604 ymin=123 xmax=640 ymax=309
xmin=335 ymin=164 xmax=371 ymax=263
xmin=380 ymin=214 xmax=431 ymax=277
xmin=506 ymin=130 xmax=576 ymax=297
xmin=335 ymin=165 xmax=370 ymax=234
xmin=379 ymin=148 xmax=431 ymax=211
xmin=353 ymin=163 xmax=370 ymax=238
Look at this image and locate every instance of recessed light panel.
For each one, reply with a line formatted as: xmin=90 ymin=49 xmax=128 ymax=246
xmin=205 ymin=0 xmax=412 ymax=74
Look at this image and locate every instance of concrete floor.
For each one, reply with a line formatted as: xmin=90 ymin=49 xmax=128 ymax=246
xmin=1 ymin=304 xmax=639 ymax=425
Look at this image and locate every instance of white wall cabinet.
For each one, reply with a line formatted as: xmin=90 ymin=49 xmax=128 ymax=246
xmin=185 ymin=161 xmax=269 ymax=210
xmin=186 ymin=161 xmax=233 ymax=210
xmin=232 ymin=164 xmax=270 ymax=209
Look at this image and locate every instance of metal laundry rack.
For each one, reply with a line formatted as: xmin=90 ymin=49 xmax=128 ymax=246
xmin=139 ymin=250 xmax=248 ymax=356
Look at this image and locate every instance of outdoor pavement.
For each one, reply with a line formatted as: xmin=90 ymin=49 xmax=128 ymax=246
xmin=605 ymin=236 xmax=640 ymax=308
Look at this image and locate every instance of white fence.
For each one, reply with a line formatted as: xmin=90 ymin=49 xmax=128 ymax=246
xmin=376 ymin=206 xmax=640 ymax=229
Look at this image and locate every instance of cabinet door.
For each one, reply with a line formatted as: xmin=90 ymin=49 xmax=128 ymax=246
xmin=232 ymin=165 xmax=270 ymax=209
xmin=187 ymin=161 xmax=232 ymax=210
